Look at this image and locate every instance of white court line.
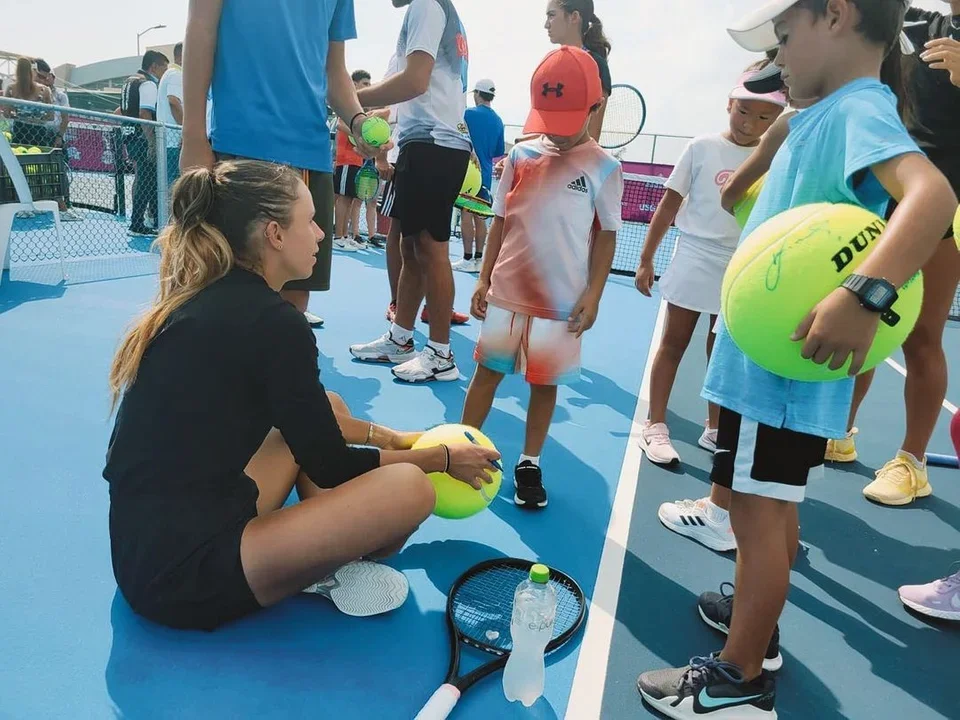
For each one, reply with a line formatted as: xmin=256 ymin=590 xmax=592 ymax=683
xmin=566 ymin=299 xmax=667 ymax=720
xmin=884 ymin=357 xmax=958 ymax=415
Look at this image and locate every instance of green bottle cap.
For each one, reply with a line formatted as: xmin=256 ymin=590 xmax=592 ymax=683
xmin=529 ymin=564 xmax=550 ymax=584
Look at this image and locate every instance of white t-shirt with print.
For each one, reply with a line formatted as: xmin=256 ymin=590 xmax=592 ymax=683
xmin=665 ymin=133 xmax=754 ymax=249
xmin=394 ymin=0 xmax=472 ymax=152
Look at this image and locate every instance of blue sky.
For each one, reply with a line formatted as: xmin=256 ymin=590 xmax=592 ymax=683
xmin=0 ymin=0 xmax=948 ymax=163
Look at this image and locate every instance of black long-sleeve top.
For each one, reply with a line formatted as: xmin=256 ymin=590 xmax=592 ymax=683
xmin=103 ymin=269 xmax=379 ymax=589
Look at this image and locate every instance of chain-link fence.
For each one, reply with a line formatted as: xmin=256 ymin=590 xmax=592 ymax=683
xmin=1 ymin=96 xmax=178 ymax=285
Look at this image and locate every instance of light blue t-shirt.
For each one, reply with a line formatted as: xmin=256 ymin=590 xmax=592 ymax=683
xmin=703 ymin=78 xmax=921 ymax=439
xmin=210 ymin=0 xmax=356 ymax=173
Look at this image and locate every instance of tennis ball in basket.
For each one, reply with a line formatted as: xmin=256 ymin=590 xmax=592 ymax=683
xmin=26 ymin=146 xmax=42 ymax=154
xmin=733 ymin=174 xmax=766 ymax=229
xmin=721 ymin=203 xmax=923 ymax=382
xmin=412 ymin=423 xmax=502 ymax=519
xmin=361 ymin=116 xmax=391 ymax=147
xmin=461 ymin=162 xmax=482 ymax=197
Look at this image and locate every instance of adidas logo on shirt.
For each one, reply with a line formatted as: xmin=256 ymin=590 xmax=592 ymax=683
xmin=567 ymin=175 xmax=588 ymax=194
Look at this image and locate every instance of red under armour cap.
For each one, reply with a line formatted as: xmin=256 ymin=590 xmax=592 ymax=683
xmin=523 ymin=46 xmax=603 ymax=137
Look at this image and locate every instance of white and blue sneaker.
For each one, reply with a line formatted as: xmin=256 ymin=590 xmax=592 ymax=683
xmin=301 ymin=561 xmax=408 ymax=617
xmin=391 ymin=346 xmax=459 ymax=383
xmin=638 ymin=653 xmax=777 ymax=719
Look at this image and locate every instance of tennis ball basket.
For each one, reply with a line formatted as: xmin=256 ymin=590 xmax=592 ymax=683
xmin=0 ymin=146 xmax=68 ymax=204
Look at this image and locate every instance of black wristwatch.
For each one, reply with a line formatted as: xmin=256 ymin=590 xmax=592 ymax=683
xmin=841 ymin=274 xmax=901 ymax=327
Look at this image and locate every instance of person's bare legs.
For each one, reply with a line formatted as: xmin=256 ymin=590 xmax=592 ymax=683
xmin=648 ymin=304 xmax=701 ymax=424
xmin=240 ymin=429 xmax=434 ymax=607
xmin=461 ymin=212 xmax=475 ymax=258
xmin=415 ymin=232 xmax=455 ymax=346
xmin=365 ymin=199 xmax=378 ymax=240
xmin=525 ymin=384 xmax=558 ymax=456
xmin=334 ymin=193 xmax=351 ymax=239
xmin=899 ymin=239 xmax=960 ymax=458
xmin=846 ymin=369 xmax=875 ymax=431
xmin=386 ymin=221 xmax=403 ymax=306
xmin=720 ymin=493 xmax=795 ymax=679
xmin=349 ymin=198 xmax=361 ymax=240
xmin=393 ymin=235 xmax=425 ymax=332
xmin=462 ymin=365 xmax=505 ymax=429
xmin=472 ymin=214 xmax=487 ymax=257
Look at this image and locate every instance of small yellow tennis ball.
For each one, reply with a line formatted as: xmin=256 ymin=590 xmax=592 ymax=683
xmin=361 ymin=116 xmax=391 ymax=147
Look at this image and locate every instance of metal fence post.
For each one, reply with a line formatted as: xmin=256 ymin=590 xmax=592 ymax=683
xmin=155 ymin=125 xmax=168 ymax=230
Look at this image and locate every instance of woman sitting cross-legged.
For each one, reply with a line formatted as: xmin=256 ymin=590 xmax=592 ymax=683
xmin=103 ymin=159 xmax=499 ymax=631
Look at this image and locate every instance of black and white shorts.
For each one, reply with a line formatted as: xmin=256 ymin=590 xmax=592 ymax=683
xmin=710 ymin=407 xmax=827 ymax=503
xmin=379 ymin=170 xmax=398 ymax=219
xmin=334 ymin=164 xmax=361 ymax=199
xmin=393 ymin=142 xmax=470 ymax=243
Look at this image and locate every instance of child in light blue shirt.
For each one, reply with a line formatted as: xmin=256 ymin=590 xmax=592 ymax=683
xmin=637 ymin=1 xmax=958 ymax=718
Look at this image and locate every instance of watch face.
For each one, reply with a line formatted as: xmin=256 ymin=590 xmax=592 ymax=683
xmin=863 ymin=283 xmax=893 ymax=308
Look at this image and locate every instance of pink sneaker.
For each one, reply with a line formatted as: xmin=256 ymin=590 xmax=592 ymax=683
xmin=898 ymin=567 xmax=960 ymax=620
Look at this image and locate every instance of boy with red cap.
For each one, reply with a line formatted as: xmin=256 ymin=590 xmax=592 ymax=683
xmin=460 ymin=46 xmax=624 ymax=509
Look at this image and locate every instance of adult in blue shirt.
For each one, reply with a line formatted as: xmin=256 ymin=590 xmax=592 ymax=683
xmin=179 ymin=0 xmax=377 ymax=326
xmin=456 ymin=79 xmax=504 ymax=273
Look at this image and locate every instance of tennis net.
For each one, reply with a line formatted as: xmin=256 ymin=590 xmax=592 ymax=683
xmin=615 ymin=172 xmax=960 ymax=322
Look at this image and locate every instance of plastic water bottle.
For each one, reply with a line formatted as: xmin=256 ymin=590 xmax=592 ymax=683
xmin=503 ymin=563 xmax=557 ymax=707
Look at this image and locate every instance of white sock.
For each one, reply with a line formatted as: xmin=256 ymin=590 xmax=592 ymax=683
xmin=427 ymin=341 xmax=451 ymax=357
xmin=704 ymin=499 xmax=729 ymax=523
xmin=390 ymin=323 xmax=413 ymax=345
xmin=519 ymin=454 xmax=540 ymax=467
xmin=897 ymin=449 xmax=925 ymax=468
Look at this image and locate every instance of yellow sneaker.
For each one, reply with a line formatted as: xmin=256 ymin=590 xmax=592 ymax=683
xmin=826 ymin=427 xmax=859 ymax=463
xmin=863 ymin=452 xmax=933 ymax=506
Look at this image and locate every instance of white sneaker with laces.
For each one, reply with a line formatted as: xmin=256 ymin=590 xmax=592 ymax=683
xmin=639 ymin=421 xmax=680 ymax=465
xmin=451 ymin=258 xmax=472 ymax=272
xmin=391 ymin=346 xmax=459 ymax=383
xmin=303 ymin=311 xmax=324 ymax=327
xmin=657 ymin=497 xmax=737 ymax=552
xmin=349 ymin=332 xmax=415 ymax=364
xmin=699 ymin=424 xmax=718 ymax=453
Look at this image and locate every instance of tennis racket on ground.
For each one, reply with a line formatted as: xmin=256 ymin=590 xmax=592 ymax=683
xmin=355 ymin=159 xmax=381 ymax=202
xmin=599 ymin=84 xmax=647 ymax=150
xmin=414 ymin=558 xmax=586 ymax=720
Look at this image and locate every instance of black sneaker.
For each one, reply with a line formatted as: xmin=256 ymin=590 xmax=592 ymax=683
xmin=514 ymin=462 xmax=547 ymax=509
xmin=698 ymin=583 xmax=783 ymax=672
xmin=638 ymin=653 xmax=776 ymax=719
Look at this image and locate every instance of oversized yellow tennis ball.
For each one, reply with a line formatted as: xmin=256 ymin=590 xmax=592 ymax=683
xmin=733 ymin=174 xmax=766 ymax=229
xmin=361 ymin=116 xmax=391 ymax=147
xmin=461 ymin=161 xmax=482 ymax=197
xmin=953 ymin=204 xmax=959 ymax=251
xmin=412 ymin=423 xmax=502 ymax=519
xmin=721 ymin=203 xmax=924 ymax=382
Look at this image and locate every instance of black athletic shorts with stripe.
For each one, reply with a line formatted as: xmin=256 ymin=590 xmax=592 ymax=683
xmin=710 ymin=407 xmax=828 ymax=503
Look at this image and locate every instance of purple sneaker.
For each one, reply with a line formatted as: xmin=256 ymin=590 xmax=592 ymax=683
xmin=898 ymin=567 xmax=960 ymax=620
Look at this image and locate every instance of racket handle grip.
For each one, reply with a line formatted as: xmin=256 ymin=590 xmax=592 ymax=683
xmin=414 ymin=684 xmax=460 ymax=720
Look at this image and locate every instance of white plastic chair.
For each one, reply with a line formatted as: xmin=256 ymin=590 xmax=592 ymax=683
xmin=0 ymin=132 xmax=66 ymax=287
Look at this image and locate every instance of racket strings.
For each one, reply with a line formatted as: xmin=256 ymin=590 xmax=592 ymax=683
xmin=452 ymin=563 xmax=585 ymax=652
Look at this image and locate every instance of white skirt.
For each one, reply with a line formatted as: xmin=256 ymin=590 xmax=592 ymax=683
xmin=658 ymin=234 xmax=736 ymax=315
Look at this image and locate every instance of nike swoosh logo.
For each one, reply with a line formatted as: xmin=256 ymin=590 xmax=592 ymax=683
xmin=698 ymin=688 xmax=764 ymax=710
xmin=714 ymin=449 xmax=731 ymax=455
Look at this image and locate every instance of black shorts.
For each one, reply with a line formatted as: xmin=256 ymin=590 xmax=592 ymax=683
xmin=117 ymin=508 xmax=261 ymax=632
xmin=216 ymin=153 xmax=334 ymax=292
xmin=394 ymin=142 xmax=470 ymax=243
xmin=710 ymin=407 xmax=827 ymax=503
xmin=334 ymin=164 xmax=361 ymax=199
xmin=379 ymin=172 xmax=399 ymax=219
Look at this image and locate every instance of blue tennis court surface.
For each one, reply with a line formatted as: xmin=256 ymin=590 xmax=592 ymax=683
xmin=1 ymin=246 xmax=957 ymax=719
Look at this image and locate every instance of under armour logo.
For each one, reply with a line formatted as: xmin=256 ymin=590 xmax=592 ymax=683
xmin=542 ymin=82 xmax=564 ymax=97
